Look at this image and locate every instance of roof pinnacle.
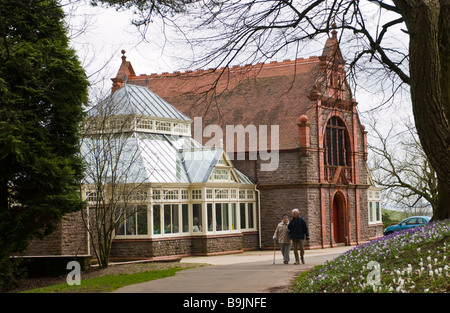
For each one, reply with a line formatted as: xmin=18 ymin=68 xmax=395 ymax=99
xmin=331 ymin=23 xmax=337 ymax=39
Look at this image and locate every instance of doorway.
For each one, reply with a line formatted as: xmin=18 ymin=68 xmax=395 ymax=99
xmin=332 ymin=192 xmax=346 ymax=244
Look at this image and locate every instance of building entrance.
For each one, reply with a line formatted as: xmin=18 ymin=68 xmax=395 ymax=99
xmin=332 ymin=192 xmax=346 ymax=244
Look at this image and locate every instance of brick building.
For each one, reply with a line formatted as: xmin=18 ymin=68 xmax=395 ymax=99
xmin=112 ymin=30 xmax=384 ymax=250
xmin=25 ymin=31 xmax=383 ymax=264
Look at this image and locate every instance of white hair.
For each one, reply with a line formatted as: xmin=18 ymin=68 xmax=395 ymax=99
xmin=292 ymin=208 xmax=299 ymax=214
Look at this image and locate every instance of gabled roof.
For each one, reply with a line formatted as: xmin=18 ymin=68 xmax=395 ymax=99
xmin=181 ymin=147 xmax=223 ymax=183
xmin=88 ymin=84 xmax=191 ymax=122
xmin=111 ymin=35 xmax=356 ymax=151
xmin=124 ymin=58 xmax=323 ymax=151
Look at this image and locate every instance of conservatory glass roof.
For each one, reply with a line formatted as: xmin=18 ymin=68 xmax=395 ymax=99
xmin=81 ymin=133 xmax=252 ymax=184
xmin=87 ymin=84 xmax=191 ymax=122
xmin=82 ymin=84 xmax=253 ymax=185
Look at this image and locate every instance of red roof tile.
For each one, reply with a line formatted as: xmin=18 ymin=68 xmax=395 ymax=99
xmin=112 ymin=37 xmax=354 ymax=152
xmin=122 ymin=57 xmax=327 ymax=151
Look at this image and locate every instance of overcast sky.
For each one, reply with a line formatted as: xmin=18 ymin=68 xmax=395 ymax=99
xmin=64 ymin=1 xmax=179 ymax=94
xmin=63 ymin=1 xmax=413 ymax=128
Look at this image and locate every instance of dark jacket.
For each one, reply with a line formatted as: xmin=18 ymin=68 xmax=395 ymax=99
xmin=288 ymin=216 xmax=309 ymax=240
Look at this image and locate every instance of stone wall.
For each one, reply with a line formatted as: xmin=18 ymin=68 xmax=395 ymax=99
xmin=110 ymin=239 xmax=156 ymax=260
xmin=61 ymin=211 xmax=89 ymax=255
xmin=109 ymin=233 xmax=259 ymax=260
xmin=25 ymin=225 xmax=63 ymax=255
xmin=24 ymin=211 xmax=88 ymax=256
xmin=257 ymin=187 xmax=310 ymax=248
xmin=368 ymin=223 xmax=384 ymax=240
xmin=242 ymin=232 xmax=259 ymax=250
xmin=233 ymin=121 xmax=372 ymax=251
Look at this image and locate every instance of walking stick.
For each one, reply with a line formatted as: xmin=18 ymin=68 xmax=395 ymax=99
xmin=273 ymin=241 xmax=276 ymax=265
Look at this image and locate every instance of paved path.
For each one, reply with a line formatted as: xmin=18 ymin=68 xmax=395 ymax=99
xmin=113 ymin=246 xmax=353 ymax=293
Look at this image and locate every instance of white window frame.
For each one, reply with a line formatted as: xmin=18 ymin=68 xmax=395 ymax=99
xmin=85 ymin=190 xmax=98 ymax=203
xmin=368 ymin=200 xmax=382 ymax=224
xmin=368 ymin=187 xmax=382 ymax=224
xmin=239 ymin=201 xmax=256 ymax=231
xmin=115 ymin=204 xmax=149 ymax=237
xmin=114 ymin=186 xmax=257 ymax=238
xmin=192 ymin=189 xmax=202 ymax=200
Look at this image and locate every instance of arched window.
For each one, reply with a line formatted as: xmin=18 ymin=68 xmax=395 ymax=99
xmin=324 ymin=116 xmax=351 ymax=181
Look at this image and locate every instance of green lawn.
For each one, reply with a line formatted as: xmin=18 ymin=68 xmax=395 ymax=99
xmin=22 ymin=266 xmax=191 ymax=293
xmin=382 ymin=209 xmax=407 ymax=228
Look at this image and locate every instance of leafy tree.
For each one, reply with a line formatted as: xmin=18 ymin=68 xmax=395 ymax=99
xmin=381 ymin=210 xmax=399 ymax=229
xmin=94 ymin=0 xmax=449 ymax=221
xmin=0 ymin=0 xmax=89 ymax=288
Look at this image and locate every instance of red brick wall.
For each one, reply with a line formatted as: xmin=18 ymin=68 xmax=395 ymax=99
xmin=231 ymin=100 xmax=373 ymax=250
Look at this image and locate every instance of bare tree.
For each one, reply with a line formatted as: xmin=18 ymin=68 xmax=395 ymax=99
xmin=368 ymin=116 xmax=438 ymax=216
xmin=80 ymin=93 xmax=147 ymax=268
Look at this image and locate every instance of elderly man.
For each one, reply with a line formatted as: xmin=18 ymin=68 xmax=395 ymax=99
xmin=288 ymin=208 xmax=309 ymax=264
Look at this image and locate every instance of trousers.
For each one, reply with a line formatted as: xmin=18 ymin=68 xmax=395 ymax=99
xmin=292 ymin=238 xmax=305 ymax=263
xmin=279 ymin=243 xmax=292 ymax=262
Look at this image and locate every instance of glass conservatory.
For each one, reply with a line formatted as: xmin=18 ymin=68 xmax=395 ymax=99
xmin=81 ymin=84 xmax=258 ymax=258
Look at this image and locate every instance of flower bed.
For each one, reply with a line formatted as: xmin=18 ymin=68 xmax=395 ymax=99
xmin=293 ymin=219 xmax=450 ymax=293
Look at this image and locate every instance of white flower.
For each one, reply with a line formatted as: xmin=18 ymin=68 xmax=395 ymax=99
xmin=419 ymin=267 xmax=425 ymax=277
xmin=407 ymin=265 xmax=413 ymax=276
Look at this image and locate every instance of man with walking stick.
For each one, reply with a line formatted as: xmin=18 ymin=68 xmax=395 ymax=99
xmin=272 ymin=214 xmax=292 ymax=264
